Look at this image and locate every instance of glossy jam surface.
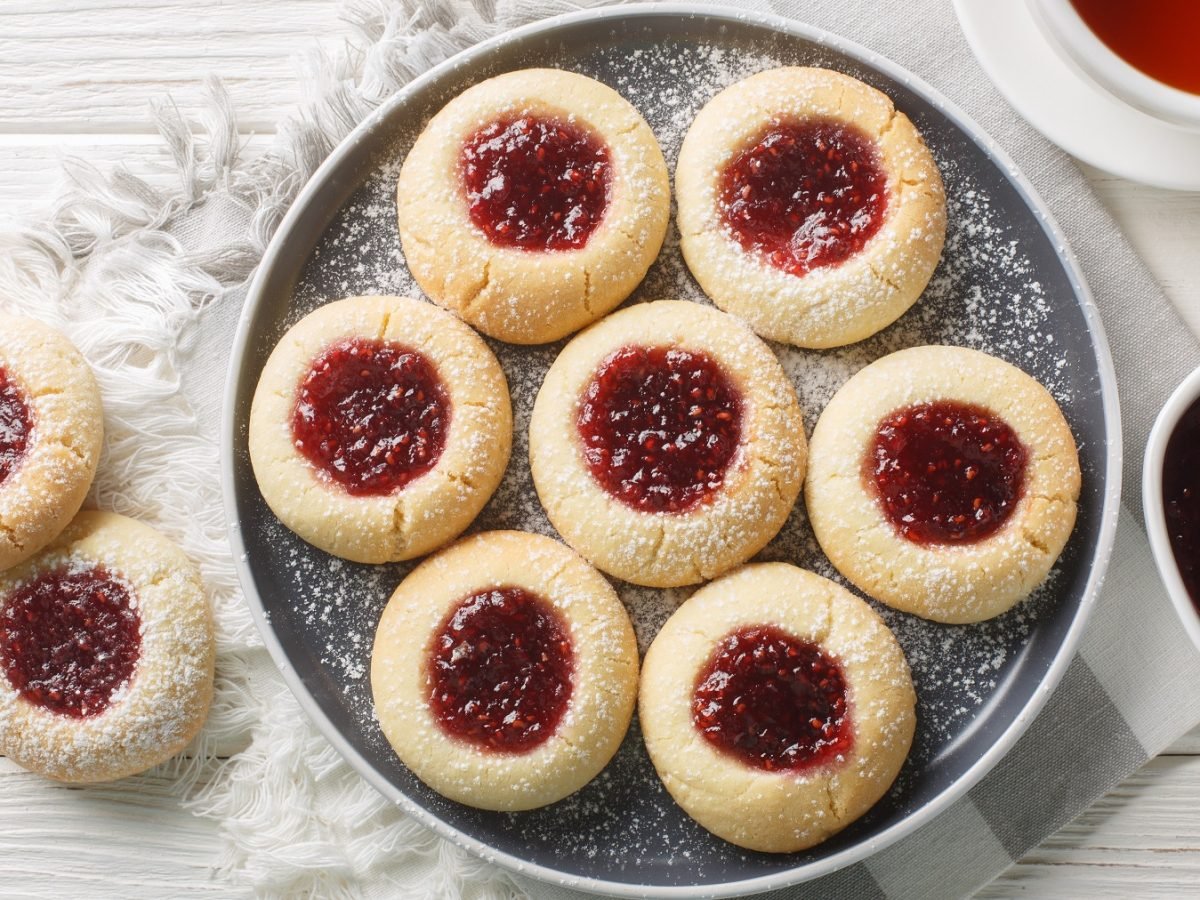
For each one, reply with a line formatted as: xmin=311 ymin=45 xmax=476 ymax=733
xmin=0 ymin=566 xmax=141 ymax=718
xmin=428 ymin=587 xmax=573 ymax=754
xmin=577 ymin=345 xmax=743 ymax=514
xmin=0 ymin=366 xmax=33 ymax=487
xmin=1163 ymin=396 xmax=1200 ymax=605
xmin=719 ymin=118 xmax=888 ymax=276
xmin=870 ymin=401 xmax=1027 ymax=545
xmin=292 ymin=338 xmax=449 ymax=496
xmin=693 ymin=625 xmax=852 ymax=772
xmin=1069 ymin=0 xmax=1200 ymax=95
xmin=460 ymin=115 xmax=611 ymax=251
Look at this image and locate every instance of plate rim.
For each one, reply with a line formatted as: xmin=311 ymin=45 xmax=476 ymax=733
xmin=219 ymin=3 xmax=1124 ymax=896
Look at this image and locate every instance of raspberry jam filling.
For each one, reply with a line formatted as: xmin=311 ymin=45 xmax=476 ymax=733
xmin=870 ymin=400 xmax=1028 ymax=545
xmin=292 ymin=338 xmax=450 ymax=497
xmin=428 ymin=587 xmax=574 ymax=754
xmin=693 ymin=625 xmax=852 ymax=772
xmin=0 ymin=565 xmax=141 ymax=718
xmin=577 ymin=346 xmax=743 ymax=514
xmin=0 ymin=366 xmax=33 ymax=487
xmin=460 ymin=115 xmax=611 ymax=251
xmin=720 ymin=117 xmax=888 ymax=276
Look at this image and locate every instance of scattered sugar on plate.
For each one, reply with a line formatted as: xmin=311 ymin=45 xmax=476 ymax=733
xmin=240 ymin=33 xmax=1104 ymax=881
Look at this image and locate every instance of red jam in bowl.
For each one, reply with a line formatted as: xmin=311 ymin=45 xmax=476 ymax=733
xmin=577 ymin=345 xmax=743 ymax=514
xmin=460 ymin=115 xmax=611 ymax=251
xmin=870 ymin=400 xmax=1027 ymax=545
xmin=1163 ymin=395 xmax=1200 ymax=605
xmin=0 ymin=366 xmax=33 ymax=487
xmin=0 ymin=565 xmax=141 ymax=718
xmin=292 ymin=338 xmax=450 ymax=497
xmin=693 ymin=625 xmax=852 ymax=772
xmin=428 ymin=587 xmax=573 ymax=754
xmin=719 ymin=118 xmax=888 ymax=276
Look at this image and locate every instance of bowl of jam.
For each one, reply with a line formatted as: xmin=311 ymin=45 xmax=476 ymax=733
xmin=1145 ymin=365 xmax=1200 ymax=653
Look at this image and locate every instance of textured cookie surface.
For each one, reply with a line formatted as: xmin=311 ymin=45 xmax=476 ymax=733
xmin=0 ymin=511 xmax=215 ymax=782
xmin=805 ymin=345 xmax=1081 ymax=623
xmin=529 ymin=300 xmax=807 ymax=588
xmin=397 ymin=68 xmax=670 ymax=344
xmin=371 ymin=530 xmax=639 ymax=811
xmin=639 ymin=563 xmax=915 ymax=853
xmin=248 ymin=295 xmax=511 ymax=563
xmin=677 ymin=66 xmax=946 ymax=349
xmin=0 ymin=315 xmax=103 ymax=572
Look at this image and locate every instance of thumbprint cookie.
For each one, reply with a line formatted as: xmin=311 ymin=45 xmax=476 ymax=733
xmin=397 ymin=68 xmax=670 ymax=344
xmin=0 ymin=511 xmax=215 ymax=782
xmin=371 ymin=530 xmax=639 ymax=811
xmin=806 ymin=345 xmax=1081 ymax=623
xmin=248 ymin=295 xmax=511 ymax=564
xmin=0 ymin=315 xmax=103 ymax=572
xmin=529 ymin=301 xmax=806 ymax=588
xmin=639 ymin=563 xmax=916 ymax=853
xmin=676 ymin=67 xmax=946 ymax=349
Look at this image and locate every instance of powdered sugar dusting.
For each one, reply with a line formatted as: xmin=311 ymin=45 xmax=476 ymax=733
xmin=237 ymin=33 xmax=1105 ymax=885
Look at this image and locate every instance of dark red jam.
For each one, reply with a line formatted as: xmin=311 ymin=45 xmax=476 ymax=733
xmin=292 ymin=338 xmax=449 ymax=497
xmin=428 ymin=587 xmax=573 ymax=754
xmin=1163 ymin=396 xmax=1200 ymax=605
xmin=0 ymin=566 xmax=141 ymax=718
xmin=719 ymin=118 xmax=888 ymax=276
xmin=577 ymin=345 xmax=743 ymax=514
xmin=693 ymin=625 xmax=852 ymax=772
xmin=0 ymin=366 xmax=33 ymax=487
xmin=870 ymin=400 xmax=1027 ymax=545
xmin=460 ymin=115 xmax=611 ymax=251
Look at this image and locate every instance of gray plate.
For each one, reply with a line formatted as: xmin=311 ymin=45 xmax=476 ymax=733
xmin=221 ymin=5 xmax=1121 ymax=897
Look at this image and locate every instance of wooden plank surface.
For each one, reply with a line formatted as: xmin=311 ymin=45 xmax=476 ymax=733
xmin=0 ymin=1 xmax=345 ymax=133
xmin=1 ymin=3 xmax=1199 ymax=897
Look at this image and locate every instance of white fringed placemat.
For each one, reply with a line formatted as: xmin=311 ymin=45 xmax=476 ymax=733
xmin=2 ymin=1 xmax=1199 ymax=897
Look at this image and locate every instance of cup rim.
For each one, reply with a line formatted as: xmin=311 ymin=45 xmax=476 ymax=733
xmin=1143 ymin=365 xmax=1200 ymax=654
xmin=1031 ymin=0 xmax=1200 ymax=130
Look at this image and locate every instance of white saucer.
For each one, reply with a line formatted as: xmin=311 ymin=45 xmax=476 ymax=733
xmin=954 ymin=0 xmax=1200 ymax=191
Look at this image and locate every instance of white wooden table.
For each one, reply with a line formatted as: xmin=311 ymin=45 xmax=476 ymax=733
xmin=1 ymin=3 xmax=1199 ymax=896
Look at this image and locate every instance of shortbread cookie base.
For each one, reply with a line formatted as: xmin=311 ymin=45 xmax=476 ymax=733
xmin=397 ymin=68 xmax=670 ymax=344
xmin=0 ymin=511 xmax=215 ymax=783
xmin=0 ymin=315 xmax=103 ymax=572
xmin=639 ymin=563 xmax=916 ymax=853
xmin=248 ymin=295 xmax=512 ymax=564
xmin=677 ymin=66 xmax=946 ymax=349
xmin=529 ymin=300 xmax=807 ymax=588
xmin=805 ymin=345 xmax=1081 ymax=623
xmin=371 ymin=530 xmax=639 ymax=811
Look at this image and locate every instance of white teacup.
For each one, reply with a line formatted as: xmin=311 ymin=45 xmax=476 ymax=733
xmin=1029 ymin=0 xmax=1200 ymax=130
xmin=1144 ymin=365 xmax=1200 ymax=655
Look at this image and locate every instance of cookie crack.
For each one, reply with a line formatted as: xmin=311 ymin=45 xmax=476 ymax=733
xmin=390 ymin=497 xmax=408 ymax=551
xmin=445 ymin=470 xmax=477 ymax=490
xmin=644 ymin=522 xmax=668 ymax=572
xmin=0 ymin=519 xmax=25 ymax=551
xmin=461 ymin=259 xmax=492 ymax=315
xmin=868 ymin=261 xmax=903 ymax=293
xmin=878 ymin=105 xmax=901 ymax=142
xmin=582 ymin=266 xmax=593 ymax=315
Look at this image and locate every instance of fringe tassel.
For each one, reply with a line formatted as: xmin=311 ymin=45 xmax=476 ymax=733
xmin=0 ymin=1 xmax=609 ymax=896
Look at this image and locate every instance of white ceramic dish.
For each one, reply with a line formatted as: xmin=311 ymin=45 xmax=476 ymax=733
xmin=1029 ymin=0 xmax=1200 ymax=130
xmin=1143 ymin=366 xmax=1200 ymax=654
xmin=954 ymin=0 xmax=1200 ymax=191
